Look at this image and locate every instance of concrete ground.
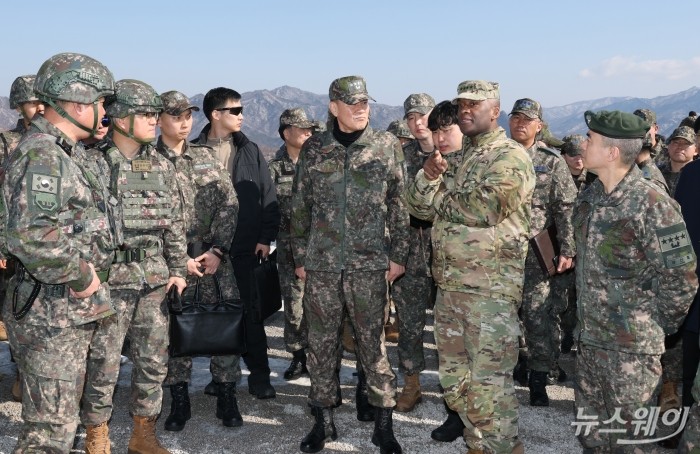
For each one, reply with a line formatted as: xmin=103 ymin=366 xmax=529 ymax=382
xmin=0 ymin=309 xmax=675 ymax=453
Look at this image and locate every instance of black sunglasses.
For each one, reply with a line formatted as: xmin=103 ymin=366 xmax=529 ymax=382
xmin=101 ymin=116 xmax=111 ymax=127
xmin=215 ymin=106 xmax=243 ymax=116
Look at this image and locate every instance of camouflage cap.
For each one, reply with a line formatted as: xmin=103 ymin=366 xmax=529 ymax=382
xmin=329 ymin=76 xmax=375 ymax=104
xmin=539 ymin=122 xmax=563 ymax=147
xmin=510 ymin=98 xmax=542 ymax=120
xmin=403 ymin=93 xmax=435 ymax=119
xmin=387 ymin=120 xmax=414 ymax=140
xmin=280 ymin=108 xmax=313 ymax=129
xmin=452 ymin=80 xmax=500 ymax=103
xmin=34 ymin=52 xmax=115 ymax=104
xmin=106 ymin=79 xmax=162 ymax=118
xmin=561 ymin=134 xmax=586 ymax=156
xmin=160 ymin=90 xmax=199 ymax=116
xmin=312 ymin=120 xmax=326 ymax=133
xmin=10 ymin=75 xmax=39 ymax=109
xmin=669 ymin=126 xmax=696 ymax=144
xmin=633 ymin=108 xmax=656 ymax=125
xmin=584 ymin=110 xmax=649 ymax=139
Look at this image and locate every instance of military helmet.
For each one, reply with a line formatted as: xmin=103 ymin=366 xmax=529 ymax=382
xmin=9 ymin=75 xmax=39 ymax=109
xmin=106 ymin=79 xmax=163 ymax=118
xmin=34 ymin=53 xmax=114 ymax=104
xmin=387 ymin=120 xmax=414 ymax=140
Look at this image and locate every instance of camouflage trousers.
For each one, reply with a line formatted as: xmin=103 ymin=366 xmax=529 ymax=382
xmin=680 ymin=403 xmax=700 ymax=454
xmin=277 ymin=238 xmax=307 ymax=353
xmin=4 ymin=309 xmax=105 ymax=453
xmin=81 ymin=285 xmax=169 ymax=423
xmin=304 ymin=270 xmax=396 ymax=408
xmin=434 ymin=289 xmax=522 ymax=454
xmin=166 ymin=262 xmax=241 ymax=385
xmin=390 ymin=272 xmax=432 ymax=374
xmin=575 ymin=346 xmax=663 ymax=453
xmin=661 ymin=333 xmax=684 ymax=383
xmin=551 ymin=269 xmax=577 ymax=338
xmin=521 ymin=268 xmax=566 ymax=372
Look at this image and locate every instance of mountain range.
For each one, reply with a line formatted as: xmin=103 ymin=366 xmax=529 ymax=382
xmin=2 ymin=86 xmax=699 ymax=159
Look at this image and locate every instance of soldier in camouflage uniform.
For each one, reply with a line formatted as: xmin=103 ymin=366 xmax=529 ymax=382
xmin=269 ymin=108 xmax=313 ymax=381
xmin=406 ymin=80 xmax=534 ymax=454
xmin=573 ymin=110 xmax=698 ymax=452
xmin=80 ymin=80 xmax=188 ymax=454
xmin=661 ymin=126 xmax=697 ymax=197
xmin=155 ymin=91 xmax=242 ymax=430
xmin=386 ymin=119 xmax=414 ymax=146
xmin=291 ymin=75 xmax=409 ymax=454
xmin=1 ymin=52 xmax=118 ymax=454
xmin=508 ymin=98 xmax=577 ymax=407
xmin=632 ymin=109 xmax=669 ymax=193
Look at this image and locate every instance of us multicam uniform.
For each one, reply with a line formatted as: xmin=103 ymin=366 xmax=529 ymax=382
xmin=2 ymin=115 xmax=117 ymax=453
xmin=157 ymin=138 xmax=241 ymax=385
xmin=81 ymin=139 xmax=188 ymax=424
xmin=573 ymin=165 xmax=698 ymax=452
xmin=269 ymin=145 xmax=306 ymax=353
xmin=405 ymin=127 xmax=535 ymax=454
xmin=521 ymin=145 xmax=577 ymax=374
xmin=393 ymin=139 xmax=434 ymax=374
xmin=290 ymin=125 xmax=410 ymax=409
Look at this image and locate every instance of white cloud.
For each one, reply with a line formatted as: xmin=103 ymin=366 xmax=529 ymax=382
xmin=579 ymin=56 xmax=700 ymax=80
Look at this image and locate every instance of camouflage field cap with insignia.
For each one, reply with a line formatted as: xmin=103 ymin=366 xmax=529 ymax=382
xmin=561 ymin=134 xmax=586 ymax=156
xmin=9 ymin=75 xmax=39 ymax=109
xmin=160 ymin=90 xmax=199 ymax=116
xmin=452 ymin=80 xmax=500 ymax=103
xmin=668 ymin=126 xmax=696 ymax=144
xmin=387 ymin=120 xmax=414 ymax=140
xmin=633 ymin=108 xmax=656 ymax=125
xmin=280 ymin=108 xmax=313 ymax=129
xmin=403 ymin=93 xmax=436 ymax=119
xmin=510 ymin=98 xmax=542 ymax=120
xmin=106 ymin=79 xmax=163 ymax=119
xmin=329 ymin=76 xmax=376 ymax=104
xmin=34 ymin=52 xmax=115 ymax=104
xmin=584 ymin=110 xmax=650 ymax=139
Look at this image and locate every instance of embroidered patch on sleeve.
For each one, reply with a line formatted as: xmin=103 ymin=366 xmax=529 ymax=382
xmin=28 ymin=173 xmax=61 ymax=212
xmin=657 ymin=223 xmax=695 ymax=268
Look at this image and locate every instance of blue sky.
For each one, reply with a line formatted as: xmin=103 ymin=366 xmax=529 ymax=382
xmin=3 ymin=0 xmax=698 ymax=111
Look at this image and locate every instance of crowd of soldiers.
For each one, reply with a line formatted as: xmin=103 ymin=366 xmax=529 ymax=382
xmin=1 ymin=51 xmax=700 ymax=454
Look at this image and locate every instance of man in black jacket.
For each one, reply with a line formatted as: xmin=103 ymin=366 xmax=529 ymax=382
xmin=194 ymin=87 xmax=280 ymax=399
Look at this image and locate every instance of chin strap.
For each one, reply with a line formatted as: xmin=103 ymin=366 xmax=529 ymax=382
xmin=112 ymin=114 xmax=154 ymax=144
xmin=44 ymin=98 xmax=100 ymax=137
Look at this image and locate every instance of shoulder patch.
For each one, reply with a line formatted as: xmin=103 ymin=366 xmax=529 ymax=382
xmin=28 ymin=173 xmax=61 ymax=212
xmin=656 ymin=223 xmax=695 ymax=268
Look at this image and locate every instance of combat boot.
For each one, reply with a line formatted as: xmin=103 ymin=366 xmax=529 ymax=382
xmin=164 ymin=382 xmax=191 ymax=431
xmin=341 ymin=320 xmax=356 ymax=353
xmin=547 ymin=365 xmax=568 ymax=385
xmin=356 ymin=371 xmax=375 ymax=422
xmin=84 ymin=421 xmax=111 ymax=454
xmin=431 ymin=403 xmax=465 ymax=442
xmin=204 ymin=379 xmax=220 ymax=397
xmin=466 ymin=449 xmax=484 ymax=454
xmin=384 ymin=317 xmax=399 ymax=343
xmin=0 ymin=320 xmax=7 ymax=341
xmin=216 ymin=382 xmax=243 ymax=427
xmin=284 ymin=348 xmax=308 ymax=380
xmin=512 ymin=353 xmax=529 ymax=387
xmin=371 ymin=407 xmax=402 ymax=454
xmin=529 ymin=370 xmax=550 ymax=407
xmin=300 ymin=407 xmax=337 ymax=453
xmin=127 ymin=415 xmax=171 ymax=454
xmin=11 ymin=372 xmax=21 ymax=402
xmin=394 ymin=373 xmax=421 ymax=412
xmin=659 ymin=380 xmax=680 ymax=414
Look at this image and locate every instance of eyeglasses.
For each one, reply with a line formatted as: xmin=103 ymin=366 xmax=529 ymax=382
xmin=215 ymin=106 xmax=243 ymax=116
xmin=101 ymin=117 xmax=111 ymax=127
xmin=135 ymin=112 xmax=159 ymax=120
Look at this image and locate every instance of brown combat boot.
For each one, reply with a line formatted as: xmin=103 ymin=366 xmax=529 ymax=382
xmin=395 ymin=373 xmax=422 ymax=412
xmin=127 ymin=415 xmax=171 ymax=454
xmin=11 ymin=372 xmax=21 ymax=402
xmin=659 ymin=380 xmax=680 ymax=414
xmin=466 ymin=449 xmax=484 ymax=454
xmin=0 ymin=320 xmax=7 ymax=341
xmin=341 ymin=318 xmax=356 ymax=353
xmin=384 ymin=317 xmax=399 ymax=343
xmin=85 ymin=421 xmax=111 ymax=454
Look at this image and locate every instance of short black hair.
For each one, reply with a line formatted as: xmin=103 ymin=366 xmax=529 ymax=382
xmin=203 ymin=87 xmax=241 ymax=121
xmin=428 ymin=100 xmax=459 ymax=132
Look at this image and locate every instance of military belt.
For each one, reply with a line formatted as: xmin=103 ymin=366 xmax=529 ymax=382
xmin=96 ymin=270 xmax=110 ymax=282
xmin=14 ymin=265 xmax=65 ymax=298
xmin=114 ymin=247 xmax=160 ymax=264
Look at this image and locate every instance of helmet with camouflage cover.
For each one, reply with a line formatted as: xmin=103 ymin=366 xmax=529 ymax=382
xmin=106 ymin=79 xmax=163 ymax=119
xmin=9 ymin=75 xmax=39 ymax=109
xmin=387 ymin=120 xmax=414 ymax=140
xmin=34 ymin=53 xmax=114 ymax=104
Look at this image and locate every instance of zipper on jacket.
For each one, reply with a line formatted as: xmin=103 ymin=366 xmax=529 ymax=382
xmin=577 ymin=202 xmax=594 ymax=341
xmin=340 ymin=148 xmax=349 ymax=270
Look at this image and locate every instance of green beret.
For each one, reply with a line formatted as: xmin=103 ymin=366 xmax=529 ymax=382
xmin=584 ymin=110 xmax=650 ymax=139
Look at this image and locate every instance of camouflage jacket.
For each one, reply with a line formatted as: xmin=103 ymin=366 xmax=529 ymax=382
xmin=573 ymin=165 xmax=698 ymax=354
xmin=291 ymin=125 xmax=410 ymax=272
xmin=100 ymin=140 xmax=188 ymax=290
xmin=401 ymin=140 xmax=433 ymax=277
xmin=0 ymin=119 xmax=26 ymax=162
xmin=660 ymin=165 xmax=681 ymax=197
xmin=525 ymin=145 xmax=576 ymax=268
xmin=3 ymin=116 xmax=117 ymax=327
xmin=571 ymin=169 xmax=596 ymax=193
xmin=405 ymin=127 xmax=535 ymax=300
xmin=268 ymin=145 xmax=296 ymax=241
xmin=638 ymin=157 xmax=669 ymax=194
xmin=156 ymin=138 xmax=238 ymax=250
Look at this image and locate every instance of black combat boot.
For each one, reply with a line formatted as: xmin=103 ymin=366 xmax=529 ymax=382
xmin=164 ymin=382 xmax=191 ymax=431
xmin=300 ymin=407 xmax=337 ymax=453
xmin=284 ymin=348 xmax=309 ymax=380
xmin=431 ymin=402 xmax=465 ymax=442
xmin=216 ymin=382 xmax=243 ymax=427
xmin=512 ymin=353 xmax=529 ymax=387
xmin=356 ymin=371 xmax=375 ymax=422
xmin=371 ymin=407 xmax=402 ymax=454
xmin=529 ymin=370 xmax=550 ymax=407
xmin=204 ymin=379 xmax=220 ymax=396
xmin=547 ymin=365 xmax=568 ymax=385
